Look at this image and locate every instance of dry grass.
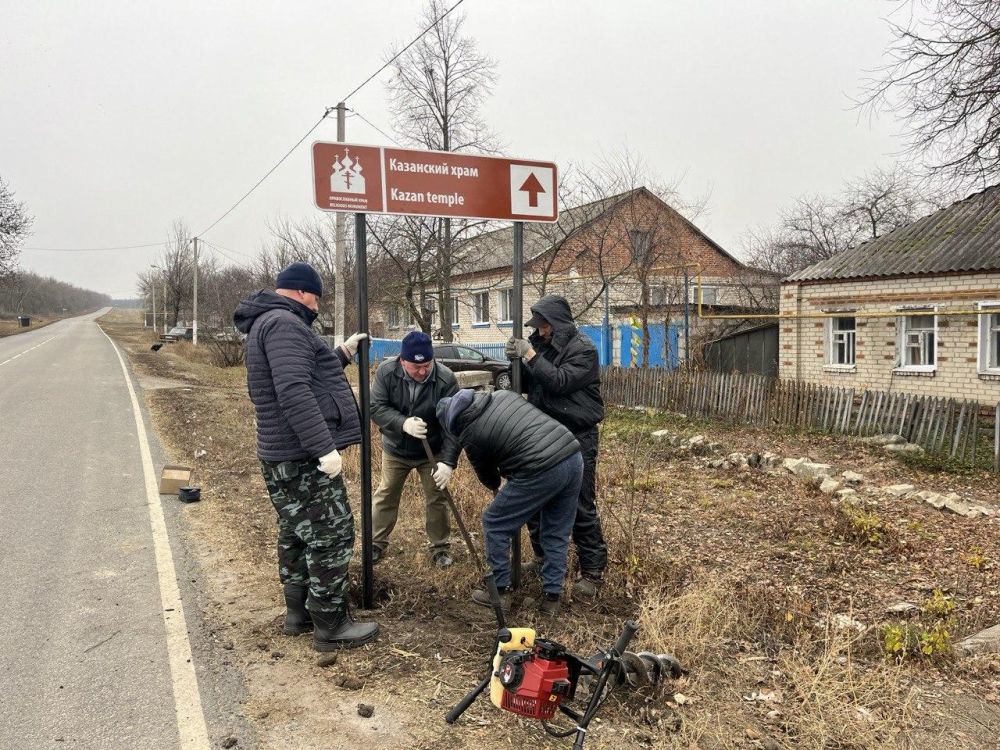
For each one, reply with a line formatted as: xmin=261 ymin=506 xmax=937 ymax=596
xmin=97 ymin=309 xmax=1000 ymax=750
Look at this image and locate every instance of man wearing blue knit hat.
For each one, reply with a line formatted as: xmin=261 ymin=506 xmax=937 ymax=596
xmin=369 ymin=330 xmax=461 ymax=566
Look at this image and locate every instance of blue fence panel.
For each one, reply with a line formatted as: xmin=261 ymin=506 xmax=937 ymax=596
xmin=370 ymin=338 xmax=402 ymax=361
xmin=618 ymin=323 xmax=680 ymax=369
xmin=578 ymin=324 xmax=613 ymax=367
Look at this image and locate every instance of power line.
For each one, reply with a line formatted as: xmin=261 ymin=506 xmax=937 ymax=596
xmin=196 ymin=112 xmax=331 ymax=237
xmin=335 ymin=0 xmax=467 ymax=106
xmin=349 ymin=109 xmax=401 ymax=146
xmin=202 ymin=240 xmax=253 ymax=267
xmin=202 ymin=238 xmax=255 ymax=259
xmin=25 ymin=242 xmax=165 ymax=252
xmin=198 ymin=0 xmax=467 ymax=238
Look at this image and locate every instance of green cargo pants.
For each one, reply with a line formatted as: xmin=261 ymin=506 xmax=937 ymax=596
xmin=372 ymin=452 xmax=451 ymax=553
xmin=260 ymin=457 xmax=353 ymax=615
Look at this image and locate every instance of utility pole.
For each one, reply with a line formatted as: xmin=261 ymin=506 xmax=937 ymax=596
xmin=192 ymin=237 xmax=199 ymax=345
xmin=163 ymin=275 xmax=168 ymax=333
xmin=151 ymin=278 xmax=156 ymax=330
xmin=334 ymin=102 xmax=347 ymax=345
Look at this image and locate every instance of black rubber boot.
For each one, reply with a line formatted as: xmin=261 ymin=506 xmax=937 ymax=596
xmin=282 ymin=583 xmax=313 ymax=635
xmin=312 ymin=608 xmax=380 ymax=652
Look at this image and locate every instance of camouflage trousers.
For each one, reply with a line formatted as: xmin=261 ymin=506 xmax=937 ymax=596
xmin=260 ymin=458 xmax=354 ymax=615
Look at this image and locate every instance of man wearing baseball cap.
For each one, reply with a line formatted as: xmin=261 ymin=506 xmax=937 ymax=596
xmin=370 ymin=330 xmax=461 ymax=566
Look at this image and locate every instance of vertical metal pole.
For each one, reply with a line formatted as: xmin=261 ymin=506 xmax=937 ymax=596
xmin=356 ymin=213 xmax=374 ymax=609
xmin=192 ymin=237 xmax=199 ymax=345
xmin=683 ymin=270 xmax=690 ymax=369
xmin=603 ymin=282 xmax=611 ymax=367
xmin=162 ymin=277 xmax=168 ymax=333
xmin=511 ymin=222 xmax=524 ymax=590
xmin=334 ymin=102 xmax=347 ymax=345
xmin=151 ymin=279 xmax=156 ymax=329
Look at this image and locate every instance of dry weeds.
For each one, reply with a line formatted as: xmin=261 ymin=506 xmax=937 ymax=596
xmin=99 ymin=309 xmax=1000 ymax=750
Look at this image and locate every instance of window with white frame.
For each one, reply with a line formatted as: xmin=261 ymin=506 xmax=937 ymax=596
xmin=687 ymin=285 xmax=717 ymax=305
xmin=898 ymin=313 xmax=936 ymax=368
xmin=978 ymin=303 xmax=1000 ymax=372
xmin=827 ymin=316 xmax=856 ymax=366
xmin=387 ymin=305 xmax=399 ymax=329
xmin=498 ymin=289 xmax=513 ymax=322
xmin=473 ymin=291 xmax=490 ymax=324
xmin=451 ymin=297 xmax=460 ymax=327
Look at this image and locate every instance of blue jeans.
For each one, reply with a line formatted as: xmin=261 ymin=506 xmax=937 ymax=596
xmin=482 ymin=451 xmax=583 ymax=594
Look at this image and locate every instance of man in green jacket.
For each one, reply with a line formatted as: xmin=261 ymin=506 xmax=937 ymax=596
xmin=370 ymin=331 xmax=460 ymax=566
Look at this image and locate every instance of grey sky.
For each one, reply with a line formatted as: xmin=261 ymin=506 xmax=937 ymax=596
xmin=1 ymin=0 xmax=904 ymax=298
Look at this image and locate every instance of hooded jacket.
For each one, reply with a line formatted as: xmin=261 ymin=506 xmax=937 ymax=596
xmin=370 ymin=357 xmax=460 ymax=465
xmin=234 ymin=289 xmax=362 ymax=461
xmin=524 ymin=295 xmax=604 ymax=433
xmin=441 ymin=390 xmax=580 ymax=491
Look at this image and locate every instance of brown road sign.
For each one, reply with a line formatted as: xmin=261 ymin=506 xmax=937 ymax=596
xmin=312 ymin=142 xmax=558 ymax=222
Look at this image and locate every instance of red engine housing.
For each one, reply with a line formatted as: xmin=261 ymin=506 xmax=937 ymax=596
xmin=499 ymin=649 xmax=572 ymax=720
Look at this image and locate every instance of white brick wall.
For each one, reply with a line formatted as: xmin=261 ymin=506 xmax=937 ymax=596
xmin=779 ymin=273 xmax=1000 ymax=406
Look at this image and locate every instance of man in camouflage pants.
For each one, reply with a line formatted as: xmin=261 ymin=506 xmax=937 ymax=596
xmin=235 ymin=261 xmax=379 ymax=651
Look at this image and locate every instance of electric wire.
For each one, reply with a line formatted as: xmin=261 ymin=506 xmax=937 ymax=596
xmin=197 ymin=0 xmax=467 ymax=239
xmin=349 ymin=109 xmax=402 ymax=146
xmin=334 ymin=0 xmax=467 ymax=106
xmin=25 ymin=242 xmax=165 ymax=252
xmin=24 ymin=0 xmax=470 ymax=252
xmin=196 ymin=112 xmax=330 ymax=238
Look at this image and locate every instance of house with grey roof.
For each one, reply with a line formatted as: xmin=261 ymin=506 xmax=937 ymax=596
xmin=780 ymin=184 xmax=1000 ymax=405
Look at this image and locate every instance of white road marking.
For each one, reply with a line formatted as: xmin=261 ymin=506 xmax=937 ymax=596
xmin=0 ymin=335 xmax=57 ymax=367
xmin=100 ymin=327 xmax=211 ymax=749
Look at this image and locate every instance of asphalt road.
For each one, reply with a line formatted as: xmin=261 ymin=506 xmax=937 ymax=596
xmin=0 ymin=311 xmax=248 ymax=749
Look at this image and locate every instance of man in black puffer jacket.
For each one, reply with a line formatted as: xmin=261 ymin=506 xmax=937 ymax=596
xmin=506 ymin=294 xmax=607 ymax=598
xmin=436 ymin=389 xmax=582 ymax=616
xmin=234 ymin=261 xmax=378 ymax=651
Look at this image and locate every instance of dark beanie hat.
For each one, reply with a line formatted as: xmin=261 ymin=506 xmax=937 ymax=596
xmin=276 ymin=262 xmax=323 ymax=297
xmin=400 ymin=330 xmax=433 ymax=363
xmin=436 ymin=389 xmax=475 ymax=434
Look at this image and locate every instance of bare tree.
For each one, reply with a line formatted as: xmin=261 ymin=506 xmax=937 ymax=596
xmin=741 ymin=165 xmax=952 ymax=276
xmin=155 ymin=221 xmax=194 ymax=328
xmin=384 ymin=0 xmax=499 ymax=340
xmin=864 ymin=0 xmax=1000 ymax=185
xmin=0 ymin=176 xmax=33 ymax=281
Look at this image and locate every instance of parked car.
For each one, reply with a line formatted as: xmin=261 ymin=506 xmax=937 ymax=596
xmin=433 ymin=344 xmax=511 ymax=390
xmin=160 ymin=325 xmax=194 ymax=342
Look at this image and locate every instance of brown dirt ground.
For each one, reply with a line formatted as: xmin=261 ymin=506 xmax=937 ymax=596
xmin=0 ymin=313 xmax=69 ymax=337
xmin=99 ymin=309 xmax=1000 ymax=750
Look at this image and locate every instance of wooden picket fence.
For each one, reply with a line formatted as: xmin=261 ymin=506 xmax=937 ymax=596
xmin=601 ymin=367 xmax=1000 ymax=471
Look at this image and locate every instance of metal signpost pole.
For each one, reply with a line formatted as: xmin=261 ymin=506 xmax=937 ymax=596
xmin=511 ymin=221 xmax=524 ymax=590
xmin=355 ymin=213 xmax=375 ymax=609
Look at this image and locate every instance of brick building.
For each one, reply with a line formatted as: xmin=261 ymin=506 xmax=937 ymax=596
xmin=780 ymin=185 xmax=1000 ymax=406
xmin=381 ymin=187 xmax=770 ymax=364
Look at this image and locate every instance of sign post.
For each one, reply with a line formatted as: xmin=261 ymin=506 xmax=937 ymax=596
xmin=312 ymin=142 xmax=558 ymax=608
xmin=510 ymin=222 xmax=524 ymax=590
xmin=355 ymin=214 xmax=374 ymax=609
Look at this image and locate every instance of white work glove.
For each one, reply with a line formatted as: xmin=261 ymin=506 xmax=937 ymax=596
xmin=402 ymin=417 xmax=428 ymax=439
xmin=432 ymin=462 xmax=453 ymax=490
xmin=340 ymin=332 xmax=368 ymax=358
xmin=318 ymin=449 xmax=342 ymax=478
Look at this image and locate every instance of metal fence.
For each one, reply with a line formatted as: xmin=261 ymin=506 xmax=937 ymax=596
xmin=601 ymin=367 xmax=1000 ymax=471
